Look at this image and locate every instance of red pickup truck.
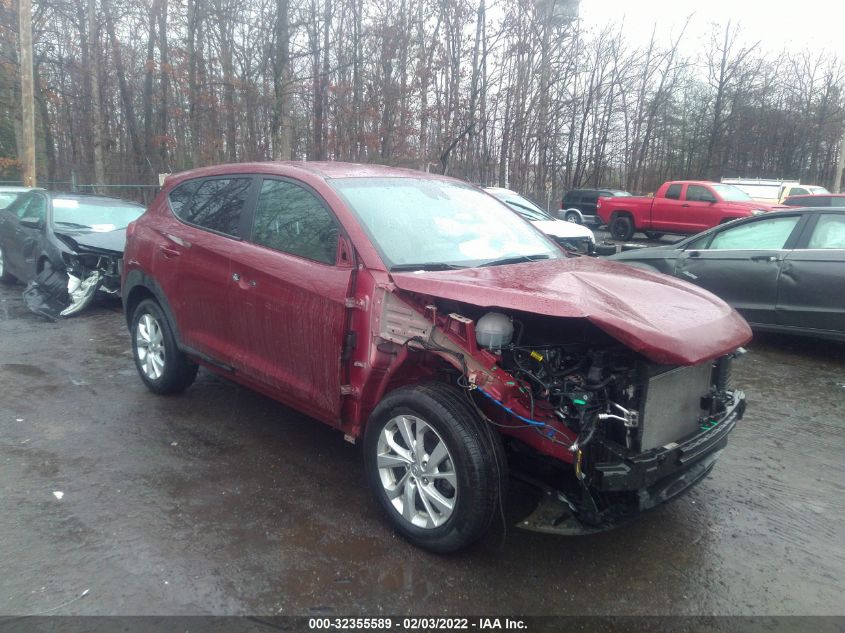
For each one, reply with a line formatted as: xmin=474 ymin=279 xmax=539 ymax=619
xmin=597 ymin=181 xmax=773 ymax=241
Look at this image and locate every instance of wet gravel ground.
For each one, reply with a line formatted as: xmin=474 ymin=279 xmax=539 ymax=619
xmin=1 ymin=279 xmax=843 ymax=617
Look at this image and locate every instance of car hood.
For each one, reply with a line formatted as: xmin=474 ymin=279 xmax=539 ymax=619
xmin=55 ymin=228 xmax=127 ymax=255
xmin=390 ymin=257 xmax=751 ymax=366
xmin=531 ymin=220 xmax=595 ymax=240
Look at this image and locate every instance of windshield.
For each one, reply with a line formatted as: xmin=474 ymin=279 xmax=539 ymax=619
xmin=0 ymin=191 xmax=24 ymax=210
xmin=489 ymin=191 xmax=553 ymax=220
xmin=331 ymin=178 xmax=561 ymax=269
xmin=711 ymin=184 xmax=752 ymax=202
xmin=51 ymin=197 xmax=145 ymax=231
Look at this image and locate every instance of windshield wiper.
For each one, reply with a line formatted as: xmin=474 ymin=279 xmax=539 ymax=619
xmin=479 ymin=253 xmax=550 ymax=267
xmin=54 ymin=221 xmax=91 ymax=229
xmin=390 ymin=262 xmax=467 ymax=272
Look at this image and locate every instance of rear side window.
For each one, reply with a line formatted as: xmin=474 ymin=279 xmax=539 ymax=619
xmin=665 ymin=184 xmax=682 ymax=200
xmin=168 ymin=180 xmax=200 ymax=215
xmin=564 ymin=192 xmax=580 ymax=204
xmin=580 ymin=193 xmax=599 ymax=204
xmin=807 ymin=215 xmax=845 ymax=249
xmin=177 ymin=177 xmax=252 ymax=236
xmin=788 ymin=187 xmax=809 ymax=197
xmin=251 ymin=179 xmax=338 ymax=264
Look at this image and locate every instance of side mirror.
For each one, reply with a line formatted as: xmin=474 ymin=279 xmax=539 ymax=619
xmin=20 ymin=217 xmax=43 ymax=229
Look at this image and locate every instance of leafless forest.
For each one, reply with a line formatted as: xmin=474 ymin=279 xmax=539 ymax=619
xmin=1 ymin=0 xmax=844 ymax=206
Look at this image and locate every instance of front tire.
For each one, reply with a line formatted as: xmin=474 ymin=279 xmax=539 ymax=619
xmin=644 ymin=231 xmax=664 ymax=240
xmin=131 ymin=298 xmax=198 ymax=394
xmin=0 ymin=244 xmax=15 ymax=283
xmin=364 ymin=382 xmax=502 ymax=553
xmin=610 ymin=215 xmax=635 ymax=241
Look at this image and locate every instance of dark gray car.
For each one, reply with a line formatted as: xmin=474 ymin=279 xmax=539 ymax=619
xmin=0 ymin=191 xmax=145 ymax=318
xmin=610 ymin=208 xmax=845 ymax=341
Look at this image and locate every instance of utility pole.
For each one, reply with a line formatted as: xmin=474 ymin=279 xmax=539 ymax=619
xmin=834 ymin=123 xmax=845 ymax=194
xmin=19 ymin=0 xmax=37 ymax=187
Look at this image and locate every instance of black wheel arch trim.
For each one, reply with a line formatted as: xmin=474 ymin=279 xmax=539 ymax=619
xmin=123 ymin=270 xmax=182 ymax=345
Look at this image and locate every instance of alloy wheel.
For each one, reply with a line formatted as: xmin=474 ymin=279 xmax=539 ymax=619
xmin=376 ymin=415 xmax=458 ymax=529
xmin=136 ymin=313 xmax=166 ymax=380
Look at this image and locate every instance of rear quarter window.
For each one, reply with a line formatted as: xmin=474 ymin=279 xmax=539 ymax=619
xmin=175 ymin=177 xmax=253 ymax=237
xmin=167 ymin=180 xmax=201 ymax=215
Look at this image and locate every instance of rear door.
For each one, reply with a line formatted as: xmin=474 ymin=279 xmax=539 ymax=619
xmin=776 ymin=213 xmax=845 ymax=334
xmin=674 ymin=213 xmax=804 ymax=325
xmin=227 ymin=176 xmax=353 ymax=424
xmin=158 ymin=176 xmax=258 ymax=366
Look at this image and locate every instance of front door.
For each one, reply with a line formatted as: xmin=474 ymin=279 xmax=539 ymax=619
xmin=674 ymin=214 xmax=803 ymax=325
xmin=227 ymin=177 xmax=353 ymax=424
xmin=1 ymin=192 xmax=48 ymax=280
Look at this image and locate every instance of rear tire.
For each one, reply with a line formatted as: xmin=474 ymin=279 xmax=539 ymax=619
xmin=131 ymin=298 xmax=198 ymax=394
xmin=610 ymin=215 xmax=635 ymax=241
xmin=0 ymin=244 xmax=15 ymax=283
xmin=564 ymin=210 xmax=582 ymax=224
xmin=364 ymin=382 xmax=503 ymax=553
xmin=644 ymin=231 xmax=664 ymax=240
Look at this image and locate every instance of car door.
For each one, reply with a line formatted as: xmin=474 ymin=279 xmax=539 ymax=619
xmin=159 ymin=175 xmax=258 ymax=366
xmin=649 ymin=183 xmax=685 ymax=231
xmin=674 ymin=213 xmax=805 ymax=325
xmin=681 ymin=184 xmax=721 ymax=232
xmin=2 ymin=192 xmax=48 ymax=280
xmin=776 ymin=213 xmax=845 ymax=335
xmin=227 ymin=176 xmax=353 ymax=424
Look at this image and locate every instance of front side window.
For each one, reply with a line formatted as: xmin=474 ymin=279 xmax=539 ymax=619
xmin=8 ymin=193 xmax=47 ymax=224
xmin=251 ymin=179 xmax=338 ymax=264
xmin=708 ymin=216 xmax=800 ymax=250
xmin=807 ymin=215 xmax=845 ymax=249
xmin=665 ymin=184 xmax=682 ymax=200
xmin=331 ymin=177 xmax=560 ymax=269
xmin=686 ymin=185 xmax=715 ymax=202
xmin=178 ymin=177 xmax=252 ymax=236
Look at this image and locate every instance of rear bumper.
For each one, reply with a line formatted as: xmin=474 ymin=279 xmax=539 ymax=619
xmin=594 ymin=389 xmax=745 ymax=499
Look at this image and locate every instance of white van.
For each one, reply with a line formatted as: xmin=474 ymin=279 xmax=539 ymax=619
xmin=720 ymin=178 xmax=829 ymax=204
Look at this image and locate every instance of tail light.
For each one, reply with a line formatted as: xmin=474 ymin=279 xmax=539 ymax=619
xmin=126 ymin=221 xmax=137 ymax=239
xmin=596 ymin=199 xmax=602 ymax=209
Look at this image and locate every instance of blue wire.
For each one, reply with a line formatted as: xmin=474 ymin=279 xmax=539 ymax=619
xmin=475 ymin=386 xmax=548 ymax=427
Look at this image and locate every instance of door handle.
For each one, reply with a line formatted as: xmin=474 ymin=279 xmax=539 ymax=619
xmin=158 ymin=245 xmax=180 ymax=258
xmin=750 ymin=255 xmax=779 ymax=262
xmin=681 ymin=203 xmax=690 ymax=207
xmin=232 ymin=272 xmax=241 ymax=281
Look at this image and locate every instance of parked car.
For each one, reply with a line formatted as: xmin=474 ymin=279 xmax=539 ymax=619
xmin=721 ymin=177 xmax=829 ymax=204
xmin=483 ymin=187 xmax=604 ymax=254
xmin=597 ymin=180 xmax=773 ymax=241
xmin=123 ymin=162 xmax=750 ymax=552
xmin=560 ymin=188 xmax=631 ymax=225
xmin=610 ymin=208 xmax=845 ymax=341
xmin=783 ymin=193 xmax=845 ymax=208
xmin=0 ymin=190 xmax=145 ymax=318
xmin=0 ymin=186 xmax=39 ymax=211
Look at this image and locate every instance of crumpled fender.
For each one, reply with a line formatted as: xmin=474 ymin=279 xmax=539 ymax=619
xmin=390 ymin=257 xmax=752 ymax=366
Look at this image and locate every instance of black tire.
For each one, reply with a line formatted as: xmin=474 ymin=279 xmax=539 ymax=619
xmin=594 ymin=243 xmax=617 ymax=257
xmin=610 ymin=214 xmax=635 ymax=241
xmin=564 ymin=210 xmax=582 ymax=224
xmin=644 ymin=231 xmax=664 ymax=240
xmin=131 ymin=298 xmax=198 ymax=394
xmin=0 ymin=244 xmax=15 ymax=283
xmin=364 ymin=382 xmax=503 ymax=553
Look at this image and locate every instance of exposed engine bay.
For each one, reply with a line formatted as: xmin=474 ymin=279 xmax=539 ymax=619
xmin=377 ymin=291 xmax=746 ymax=533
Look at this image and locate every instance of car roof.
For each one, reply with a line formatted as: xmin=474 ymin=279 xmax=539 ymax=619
xmin=165 ymin=161 xmax=456 ymax=185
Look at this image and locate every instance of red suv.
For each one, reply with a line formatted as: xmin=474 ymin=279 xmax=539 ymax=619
xmin=123 ymin=162 xmax=751 ymax=552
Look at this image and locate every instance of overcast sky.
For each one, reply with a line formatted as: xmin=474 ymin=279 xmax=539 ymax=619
xmin=579 ymin=0 xmax=845 ymax=57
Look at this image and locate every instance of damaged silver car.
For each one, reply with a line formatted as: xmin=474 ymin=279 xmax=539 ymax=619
xmin=0 ymin=191 xmax=145 ymax=319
